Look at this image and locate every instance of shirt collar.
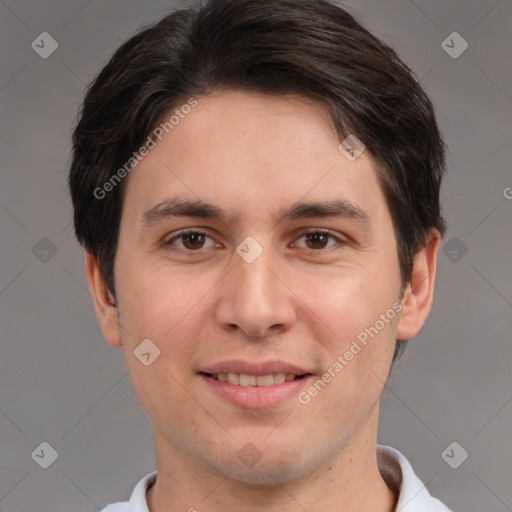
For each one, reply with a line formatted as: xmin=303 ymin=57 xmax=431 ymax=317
xmin=377 ymin=445 xmax=451 ymax=511
xmin=128 ymin=446 xmax=451 ymax=511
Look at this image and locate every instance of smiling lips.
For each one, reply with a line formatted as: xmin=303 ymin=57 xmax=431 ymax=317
xmin=199 ymin=360 xmax=312 ymax=383
xmin=208 ymin=372 xmax=300 ymax=387
xmin=199 ymin=360 xmax=313 ymax=408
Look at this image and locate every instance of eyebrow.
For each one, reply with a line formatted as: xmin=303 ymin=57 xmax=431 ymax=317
xmin=139 ymin=197 xmax=370 ymax=228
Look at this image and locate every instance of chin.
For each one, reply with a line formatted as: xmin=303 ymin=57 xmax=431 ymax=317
xmin=206 ymin=444 xmax=319 ymax=486
xmin=224 ymin=462 xmax=308 ymax=486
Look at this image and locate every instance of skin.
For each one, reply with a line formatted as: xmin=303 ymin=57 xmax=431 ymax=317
xmin=86 ymin=91 xmax=440 ymax=511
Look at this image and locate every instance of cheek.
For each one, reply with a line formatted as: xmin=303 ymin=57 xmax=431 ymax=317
xmin=116 ymin=265 xmax=207 ymax=418
xmin=300 ymin=268 xmax=400 ymax=343
xmin=116 ymin=256 xmax=216 ymax=340
xmin=126 ymin=356 xmax=196 ymax=442
xmin=298 ymin=266 xmax=400 ymax=405
xmin=116 ymin=262 xmax=215 ymax=400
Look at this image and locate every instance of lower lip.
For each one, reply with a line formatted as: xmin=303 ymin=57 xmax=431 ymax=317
xmin=199 ymin=374 xmax=312 ymax=409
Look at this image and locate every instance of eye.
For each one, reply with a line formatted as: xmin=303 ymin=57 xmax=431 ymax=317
xmin=163 ymin=228 xmax=345 ymax=253
xmin=293 ymin=229 xmax=345 ymax=250
xmin=163 ymin=229 xmax=219 ymax=251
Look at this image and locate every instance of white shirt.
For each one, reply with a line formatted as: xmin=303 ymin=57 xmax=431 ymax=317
xmin=101 ymin=445 xmax=452 ymax=511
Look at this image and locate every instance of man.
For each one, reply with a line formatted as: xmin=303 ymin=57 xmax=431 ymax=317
xmin=68 ymin=0 xmax=452 ymax=510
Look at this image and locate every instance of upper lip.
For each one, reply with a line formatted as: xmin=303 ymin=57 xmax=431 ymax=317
xmin=199 ymin=360 xmax=312 ymax=376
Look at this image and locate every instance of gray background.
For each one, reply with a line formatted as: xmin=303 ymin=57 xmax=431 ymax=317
xmin=1 ymin=0 xmax=511 ymax=510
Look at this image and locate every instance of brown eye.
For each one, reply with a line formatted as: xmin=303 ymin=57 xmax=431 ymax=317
xmin=304 ymin=232 xmax=330 ymax=249
xmin=164 ymin=229 xmax=217 ymax=252
xmin=181 ymin=232 xmax=206 ymax=250
xmin=294 ymin=230 xmax=342 ymax=251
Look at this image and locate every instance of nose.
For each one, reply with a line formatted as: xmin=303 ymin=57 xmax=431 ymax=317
xmin=214 ymin=245 xmax=297 ymax=339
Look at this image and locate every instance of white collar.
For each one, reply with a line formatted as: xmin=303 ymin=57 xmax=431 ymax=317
xmin=376 ymin=445 xmax=451 ymax=511
xmin=124 ymin=445 xmax=451 ymax=511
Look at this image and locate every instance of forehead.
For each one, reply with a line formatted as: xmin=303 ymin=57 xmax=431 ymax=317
xmin=167 ymin=91 xmax=341 ymax=166
xmin=121 ymin=90 xmax=387 ymax=224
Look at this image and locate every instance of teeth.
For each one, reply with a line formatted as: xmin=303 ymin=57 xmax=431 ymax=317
xmin=214 ymin=372 xmax=298 ymax=387
xmin=227 ymin=373 xmax=239 ymax=385
xmin=256 ymin=374 xmax=274 ymax=386
xmin=274 ymin=373 xmax=286 ymax=384
xmin=239 ymin=374 xmax=256 ymax=386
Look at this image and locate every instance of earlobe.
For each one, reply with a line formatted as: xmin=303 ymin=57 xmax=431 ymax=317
xmin=396 ymin=230 xmax=441 ymax=341
xmin=84 ymin=251 xmax=122 ymax=347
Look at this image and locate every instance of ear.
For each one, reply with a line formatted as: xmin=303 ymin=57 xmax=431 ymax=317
xmin=396 ymin=230 xmax=441 ymax=340
xmin=85 ymin=251 xmax=122 ymax=347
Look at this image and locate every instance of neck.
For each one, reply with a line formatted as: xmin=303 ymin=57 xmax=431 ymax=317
xmin=147 ymin=409 xmax=397 ymax=512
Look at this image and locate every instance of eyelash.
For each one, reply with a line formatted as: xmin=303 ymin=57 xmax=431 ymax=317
xmin=162 ymin=228 xmax=346 ymax=253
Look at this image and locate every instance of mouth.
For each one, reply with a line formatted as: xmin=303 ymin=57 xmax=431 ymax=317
xmin=197 ymin=361 xmax=314 ymax=409
xmin=200 ymin=372 xmax=310 ymax=387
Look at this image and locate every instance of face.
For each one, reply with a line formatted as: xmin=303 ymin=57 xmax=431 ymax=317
xmin=89 ymin=90 xmax=436 ymax=485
